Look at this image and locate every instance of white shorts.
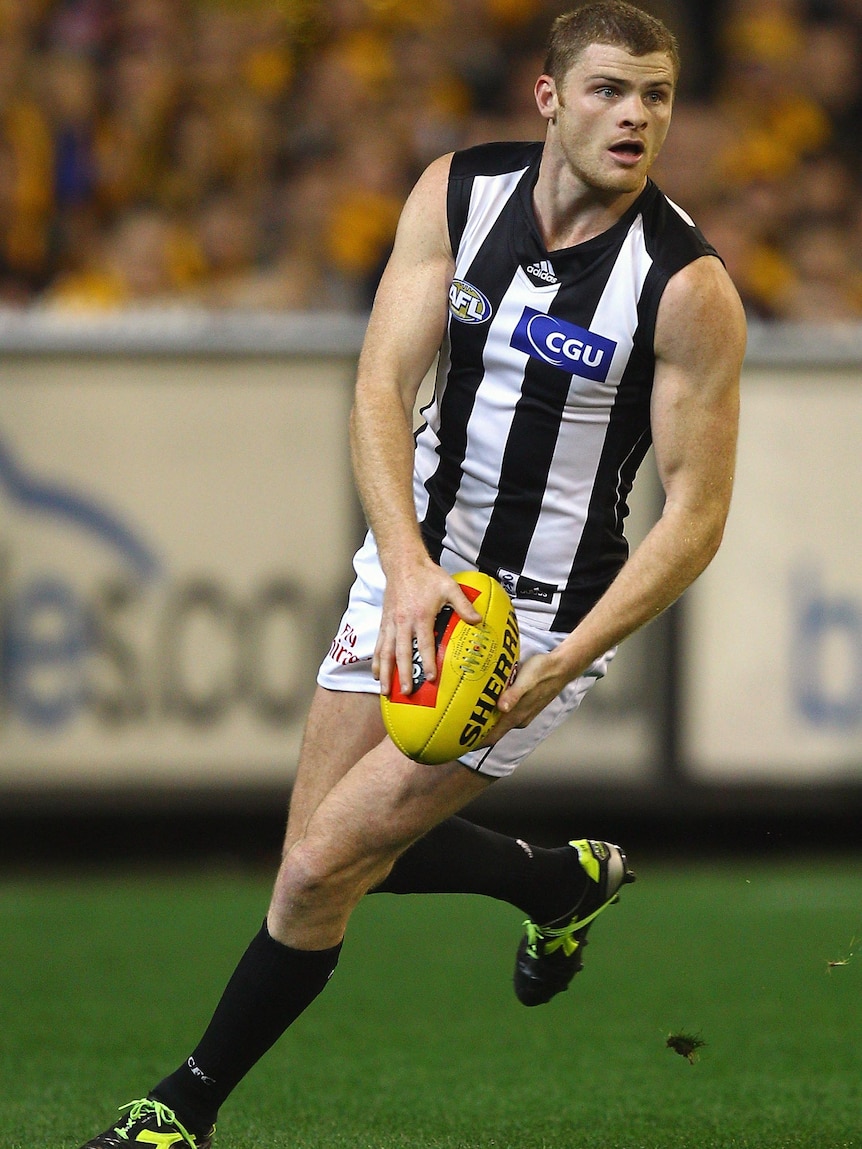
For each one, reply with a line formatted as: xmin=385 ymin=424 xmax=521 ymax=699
xmin=317 ymin=533 xmax=614 ymax=779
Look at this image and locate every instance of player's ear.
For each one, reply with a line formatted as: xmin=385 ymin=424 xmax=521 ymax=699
xmin=535 ymin=74 xmax=558 ymax=123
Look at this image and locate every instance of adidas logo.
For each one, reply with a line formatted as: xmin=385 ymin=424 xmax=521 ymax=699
xmin=525 ymin=259 xmax=559 ymax=286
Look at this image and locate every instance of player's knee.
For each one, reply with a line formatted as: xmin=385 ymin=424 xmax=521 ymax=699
xmin=277 ymin=836 xmax=395 ymax=914
xmin=277 ymin=839 xmax=334 ymax=908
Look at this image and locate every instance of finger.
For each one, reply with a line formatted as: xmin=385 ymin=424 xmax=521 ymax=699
xmin=496 ymin=680 xmax=521 ymax=715
xmin=484 ymin=700 xmax=524 ymax=745
xmin=395 ymin=626 xmax=419 ymax=695
xmin=415 ymin=617 xmax=438 ymax=684
xmin=451 ymin=584 xmax=482 ymax=625
xmin=373 ymin=622 xmax=394 ymax=695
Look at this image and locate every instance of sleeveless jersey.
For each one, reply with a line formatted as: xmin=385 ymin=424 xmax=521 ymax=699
xmin=412 ymin=141 xmax=718 ymax=632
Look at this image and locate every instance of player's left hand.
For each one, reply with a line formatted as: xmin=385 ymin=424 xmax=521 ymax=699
xmin=481 ymin=652 xmax=567 ymax=746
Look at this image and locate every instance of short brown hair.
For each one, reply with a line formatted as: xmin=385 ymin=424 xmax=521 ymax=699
xmin=544 ymin=2 xmax=680 ymax=86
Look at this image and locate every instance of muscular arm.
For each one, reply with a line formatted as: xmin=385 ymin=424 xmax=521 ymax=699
xmin=490 ymin=254 xmax=746 ymax=739
xmin=350 ymin=153 xmax=480 ymax=695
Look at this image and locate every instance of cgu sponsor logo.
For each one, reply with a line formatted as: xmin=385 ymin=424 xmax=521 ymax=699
xmin=458 ymin=607 xmax=519 ymax=749
xmin=510 ymin=307 xmax=617 ymax=381
xmin=448 ymin=279 xmax=492 ymax=324
xmin=0 ymin=435 xmax=333 ymax=733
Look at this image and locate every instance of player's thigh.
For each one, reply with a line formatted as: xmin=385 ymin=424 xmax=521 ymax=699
xmin=294 ymin=739 xmax=493 ymax=883
xmin=284 ymin=686 xmax=386 ymax=849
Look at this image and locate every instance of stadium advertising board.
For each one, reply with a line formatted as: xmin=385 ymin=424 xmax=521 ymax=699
xmin=683 ymin=368 xmax=862 ymax=782
xmin=0 ymin=352 xmax=355 ymax=790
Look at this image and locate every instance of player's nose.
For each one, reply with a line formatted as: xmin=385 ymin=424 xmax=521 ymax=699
xmin=618 ymin=95 xmax=648 ymax=129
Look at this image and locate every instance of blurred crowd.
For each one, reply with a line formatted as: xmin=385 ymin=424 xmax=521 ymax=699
xmin=1 ymin=0 xmax=862 ymax=319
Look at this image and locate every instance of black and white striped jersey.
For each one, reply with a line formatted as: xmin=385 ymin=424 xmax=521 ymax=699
xmin=413 ymin=141 xmax=718 ymax=633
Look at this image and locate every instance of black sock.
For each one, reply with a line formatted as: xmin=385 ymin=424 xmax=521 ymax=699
xmin=152 ymin=921 xmax=341 ymax=1136
xmin=372 ymin=815 xmax=587 ymax=925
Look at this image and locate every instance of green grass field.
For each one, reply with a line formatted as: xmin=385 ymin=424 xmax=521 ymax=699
xmin=1 ymin=856 xmax=860 ymax=1149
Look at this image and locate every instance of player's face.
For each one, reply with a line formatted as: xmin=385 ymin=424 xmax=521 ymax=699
xmin=538 ymin=44 xmax=675 ymax=196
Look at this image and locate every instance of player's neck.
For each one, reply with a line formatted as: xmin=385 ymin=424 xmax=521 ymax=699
xmin=533 ymin=156 xmax=646 ymax=252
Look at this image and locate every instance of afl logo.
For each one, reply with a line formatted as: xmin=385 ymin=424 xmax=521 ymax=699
xmin=448 ymin=280 xmax=492 ymax=324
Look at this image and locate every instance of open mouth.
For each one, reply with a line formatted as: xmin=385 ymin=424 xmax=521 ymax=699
xmin=609 ymin=140 xmax=645 ymax=160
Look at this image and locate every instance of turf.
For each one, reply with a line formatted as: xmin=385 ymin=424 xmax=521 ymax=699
xmin=1 ymin=857 xmax=860 ymax=1149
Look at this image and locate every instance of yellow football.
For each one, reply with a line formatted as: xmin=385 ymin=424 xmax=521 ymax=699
xmin=381 ymin=570 xmax=520 ymax=764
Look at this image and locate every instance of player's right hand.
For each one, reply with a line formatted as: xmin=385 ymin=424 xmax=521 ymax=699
xmin=374 ymin=560 xmax=481 ymax=697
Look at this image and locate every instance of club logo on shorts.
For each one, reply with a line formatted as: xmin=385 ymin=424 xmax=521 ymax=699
xmin=496 ymin=567 xmax=555 ymax=604
xmin=510 ymin=307 xmax=616 ymax=380
xmin=448 ymin=280 xmax=492 ymax=324
xmin=497 ymin=569 xmax=518 ymax=597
